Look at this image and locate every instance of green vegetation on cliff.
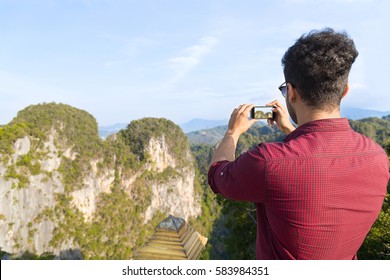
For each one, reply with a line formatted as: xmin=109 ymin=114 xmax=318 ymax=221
xmin=0 ymin=103 xmax=208 ymax=260
xmin=1 ymin=103 xmax=105 ymax=191
xmin=49 ymin=115 xmax=197 ymax=259
xmin=47 ymin=186 xmax=160 ymax=260
xmin=0 ymin=123 xmax=31 ymax=155
xmin=189 ymin=143 xmax=222 ymax=259
xmin=10 ymin=102 xmax=101 ymax=156
xmin=120 ymin=118 xmax=190 ymax=166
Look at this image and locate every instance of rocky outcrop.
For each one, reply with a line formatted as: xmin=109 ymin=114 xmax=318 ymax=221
xmin=0 ymin=104 xmax=201 ymax=258
xmin=0 ymin=133 xmax=64 ymax=254
xmin=145 ymin=135 xmax=201 ymax=223
xmin=143 ymin=135 xmax=201 ymax=223
xmin=71 ymin=159 xmax=115 ymax=222
xmin=143 ymin=167 xmax=200 ymax=223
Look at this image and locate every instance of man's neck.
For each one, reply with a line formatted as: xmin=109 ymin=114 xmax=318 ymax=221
xmin=297 ymin=107 xmax=342 ymax=127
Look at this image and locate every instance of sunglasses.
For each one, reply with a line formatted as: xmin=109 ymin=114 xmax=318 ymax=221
xmin=278 ymin=82 xmax=287 ymax=98
xmin=278 ymin=82 xmax=295 ymax=98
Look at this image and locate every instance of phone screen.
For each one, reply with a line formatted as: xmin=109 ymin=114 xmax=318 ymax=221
xmin=250 ymin=106 xmax=274 ymax=119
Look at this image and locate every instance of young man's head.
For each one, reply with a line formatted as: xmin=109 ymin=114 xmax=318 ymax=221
xmin=282 ymin=28 xmax=358 ymax=114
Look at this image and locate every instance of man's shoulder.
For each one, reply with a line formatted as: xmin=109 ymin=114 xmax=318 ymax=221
xmin=350 ymin=129 xmax=388 ymax=154
xmin=253 ymin=141 xmax=295 ymax=161
xmin=255 ymin=128 xmax=387 ymax=161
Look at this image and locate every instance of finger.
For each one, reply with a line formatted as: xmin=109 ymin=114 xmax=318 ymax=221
xmin=233 ymin=103 xmax=244 ymax=112
xmin=268 ymin=100 xmax=287 ymax=115
xmin=237 ymin=103 xmax=253 ymax=116
xmin=272 ymin=106 xmax=285 ymax=118
xmin=243 ymin=104 xmax=255 ymax=115
xmin=266 ymin=99 xmax=283 ymax=108
xmin=235 ymin=104 xmax=246 ymax=113
xmin=266 ymin=100 xmax=278 ymax=107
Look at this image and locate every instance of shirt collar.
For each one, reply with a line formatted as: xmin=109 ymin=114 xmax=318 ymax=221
xmin=284 ymin=118 xmax=351 ymax=142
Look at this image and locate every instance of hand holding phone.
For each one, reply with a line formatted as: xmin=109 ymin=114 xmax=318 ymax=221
xmin=250 ymin=106 xmax=275 ymax=119
xmin=266 ymin=100 xmax=296 ymax=134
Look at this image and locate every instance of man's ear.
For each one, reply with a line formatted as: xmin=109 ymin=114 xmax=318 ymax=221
xmin=288 ymin=83 xmax=299 ymax=103
xmin=342 ymin=83 xmax=350 ymax=99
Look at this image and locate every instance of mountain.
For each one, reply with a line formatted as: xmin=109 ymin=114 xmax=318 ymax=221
xmin=179 ymin=118 xmax=228 ymax=133
xmin=98 ymin=123 xmax=127 ymax=138
xmin=97 ymin=119 xmax=227 ymax=138
xmin=181 ymin=108 xmax=390 ymax=133
xmin=186 ymin=113 xmax=390 ymax=146
xmin=341 ymin=107 xmax=390 ymax=120
xmin=186 ymin=121 xmax=283 ymax=146
xmin=96 ymin=108 xmax=390 ymax=138
xmin=0 ymin=103 xmax=209 ymax=259
xmin=186 ymin=125 xmax=228 ymax=145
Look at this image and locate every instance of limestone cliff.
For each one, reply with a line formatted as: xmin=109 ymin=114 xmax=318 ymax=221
xmin=0 ymin=103 xmax=201 ymax=259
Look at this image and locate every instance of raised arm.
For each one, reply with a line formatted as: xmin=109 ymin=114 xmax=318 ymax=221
xmin=210 ymin=104 xmax=257 ymax=165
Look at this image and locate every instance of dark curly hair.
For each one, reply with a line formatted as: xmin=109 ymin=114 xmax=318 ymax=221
xmin=282 ymin=28 xmax=358 ymax=110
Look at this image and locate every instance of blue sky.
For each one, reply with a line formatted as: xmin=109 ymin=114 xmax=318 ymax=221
xmin=0 ymin=0 xmax=389 ymax=126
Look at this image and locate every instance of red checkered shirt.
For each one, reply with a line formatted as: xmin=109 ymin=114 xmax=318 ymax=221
xmin=208 ymin=118 xmax=389 ymax=259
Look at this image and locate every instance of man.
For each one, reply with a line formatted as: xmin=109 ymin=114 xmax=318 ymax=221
xmin=208 ymin=28 xmax=389 ymax=260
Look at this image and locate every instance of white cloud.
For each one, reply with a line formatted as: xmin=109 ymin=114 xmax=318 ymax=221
xmin=169 ymin=56 xmax=199 ymax=72
xmin=166 ymin=36 xmax=218 ymax=86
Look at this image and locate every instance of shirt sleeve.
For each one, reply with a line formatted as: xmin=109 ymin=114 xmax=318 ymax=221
xmin=208 ymin=146 xmax=266 ymax=203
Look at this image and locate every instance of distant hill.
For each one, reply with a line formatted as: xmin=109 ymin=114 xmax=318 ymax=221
xmin=349 ymin=116 xmax=390 ymax=147
xmin=98 ymin=119 xmax=229 ymax=138
xmin=341 ymin=108 xmax=390 ymax=120
xmin=181 ymin=108 xmax=390 ymax=134
xmin=186 ymin=121 xmax=272 ymax=145
xmin=180 ymin=119 xmax=228 ymax=133
xmin=187 ymin=115 xmax=390 ymax=147
xmin=186 ymin=125 xmax=228 ymax=145
xmin=99 ymin=123 xmax=127 ymax=138
xmin=98 ymin=108 xmax=390 ymax=138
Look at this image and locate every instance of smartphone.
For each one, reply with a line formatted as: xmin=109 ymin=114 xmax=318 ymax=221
xmin=250 ymin=106 xmax=275 ymax=119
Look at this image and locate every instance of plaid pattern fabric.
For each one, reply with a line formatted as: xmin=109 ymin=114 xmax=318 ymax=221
xmin=208 ymin=118 xmax=389 ymax=259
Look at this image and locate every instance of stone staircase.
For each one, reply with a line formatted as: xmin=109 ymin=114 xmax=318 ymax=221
xmin=135 ymin=215 xmax=207 ymax=260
